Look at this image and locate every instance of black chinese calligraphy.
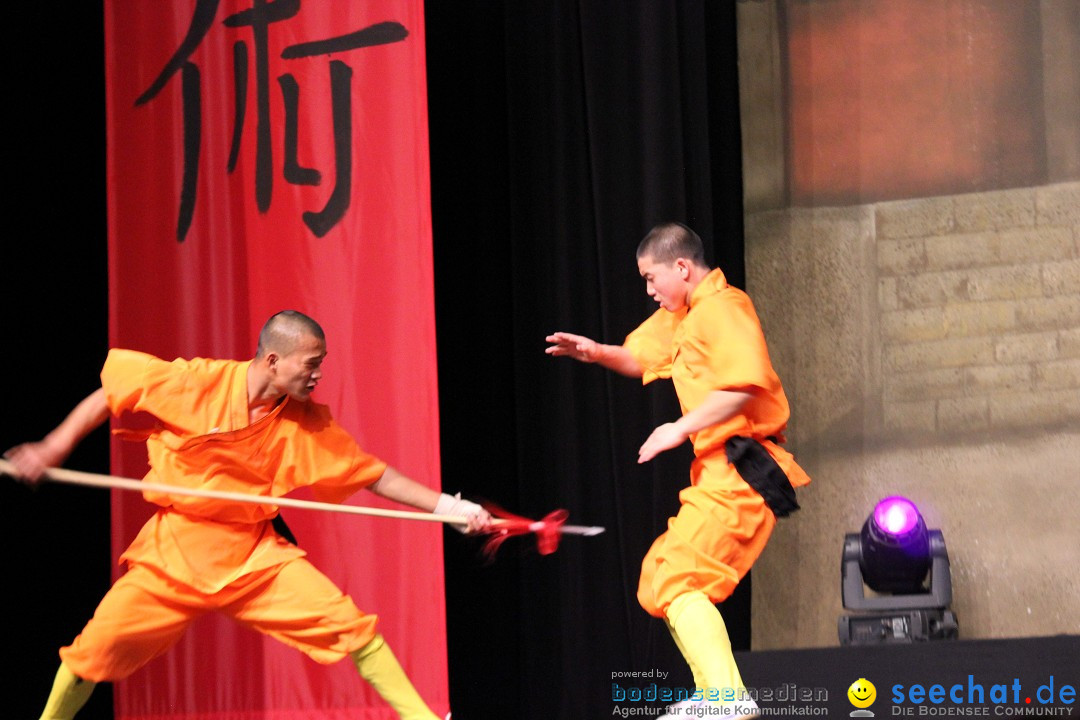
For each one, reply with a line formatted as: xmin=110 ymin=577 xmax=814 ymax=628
xmin=136 ymin=0 xmax=409 ymax=241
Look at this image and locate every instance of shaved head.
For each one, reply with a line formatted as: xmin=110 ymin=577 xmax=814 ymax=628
xmin=256 ymin=310 xmax=325 ymax=359
xmin=636 ymin=222 xmax=707 ymax=267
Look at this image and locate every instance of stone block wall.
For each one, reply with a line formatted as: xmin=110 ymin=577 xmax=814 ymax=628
xmin=735 ymin=0 xmax=1080 ymax=652
xmin=875 ymin=183 xmax=1080 ymax=438
xmin=743 ymin=182 xmax=1080 ymax=649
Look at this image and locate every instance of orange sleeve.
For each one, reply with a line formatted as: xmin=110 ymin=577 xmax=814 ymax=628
xmin=273 ymin=402 xmax=388 ymax=505
xmin=682 ymin=290 xmax=776 ymax=395
xmin=100 ymin=349 xmax=162 ymax=415
xmin=622 ymin=308 xmax=685 ymax=384
xmin=103 ymin=349 xmax=386 ymax=507
xmin=307 ymin=440 xmax=387 ymax=506
xmin=101 ymin=349 xmax=242 ymax=438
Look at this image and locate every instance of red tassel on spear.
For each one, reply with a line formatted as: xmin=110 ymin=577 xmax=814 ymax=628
xmin=0 ymin=459 xmax=605 ymax=557
xmin=478 ymin=505 xmax=576 ymax=558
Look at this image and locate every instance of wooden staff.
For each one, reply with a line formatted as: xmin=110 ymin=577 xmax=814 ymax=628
xmin=1 ymin=457 xmax=471 ymax=525
xmin=0 ymin=458 xmax=606 ymax=538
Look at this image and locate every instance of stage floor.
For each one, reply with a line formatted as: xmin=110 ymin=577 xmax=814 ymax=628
xmin=733 ymin=635 xmax=1079 ymax=719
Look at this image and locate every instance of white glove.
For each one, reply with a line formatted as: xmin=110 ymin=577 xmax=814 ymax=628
xmin=435 ymin=492 xmax=487 ymax=534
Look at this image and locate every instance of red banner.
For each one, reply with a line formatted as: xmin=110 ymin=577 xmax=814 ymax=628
xmin=104 ymin=2 xmax=445 ymax=718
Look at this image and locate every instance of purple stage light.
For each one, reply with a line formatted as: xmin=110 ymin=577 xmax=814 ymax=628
xmin=857 ymin=495 xmax=931 ymax=594
xmin=841 ymin=495 xmax=956 ymax=640
xmin=873 ymin=496 xmax=921 ymax=537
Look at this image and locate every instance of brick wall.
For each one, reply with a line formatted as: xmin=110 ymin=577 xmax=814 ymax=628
xmin=743 ymin=181 xmax=1080 ymax=648
xmin=874 ymin=182 xmax=1079 ymax=436
xmin=736 ymin=0 xmax=1080 ymax=650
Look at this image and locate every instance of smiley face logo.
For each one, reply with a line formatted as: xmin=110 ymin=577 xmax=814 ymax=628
xmin=848 ymin=678 xmax=877 ymax=709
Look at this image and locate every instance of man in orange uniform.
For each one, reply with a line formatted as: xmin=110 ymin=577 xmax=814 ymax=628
xmin=546 ymin=223 xmax=810 ymax=718
xmin=7 ymin=310 xmax=488 ymax=720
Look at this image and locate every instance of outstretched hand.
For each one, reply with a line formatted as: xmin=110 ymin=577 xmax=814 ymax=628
xmin=545 ymin=332 xmax=602 ymax=363
xmin=435 ymin=492 xmax=493 ymax=534
xmin=637 ymin=423 xmax=689 ymax=464
xmin=3 ymin=440 xmax=66 ymax=485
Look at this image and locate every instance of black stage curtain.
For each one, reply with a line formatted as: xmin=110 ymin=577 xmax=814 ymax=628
xmin=426 ymin=2 xmax=747 ymax=717
xmin=3 ymin=5 xmax=113 ymax=720
xmin=3 ymin=2 xmax=745 ymax=719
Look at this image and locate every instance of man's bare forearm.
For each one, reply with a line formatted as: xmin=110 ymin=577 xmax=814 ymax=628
xmin=545 ymin=332 xmax=643 ymax=377
xmin=594 ymin=343 xmax=644 ymax=377
xmin=43 ymin=388 xmax=111 ymax=456
xmin=672 ymin=390 xmax=751 ymax=437
xmin=367 ymin=466 xmax=441 ymax=512
xmin=4 ymin=388 xmax=111 ymax=481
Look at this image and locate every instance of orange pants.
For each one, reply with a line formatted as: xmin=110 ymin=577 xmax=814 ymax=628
xmin=637 ymin=456 xmax=776 ymax=618
xmin=60 ymin=558 xmax=378 ymax=682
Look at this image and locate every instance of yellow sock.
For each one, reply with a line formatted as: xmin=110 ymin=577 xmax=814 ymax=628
xmin=666 ymin=617 xmax=706 ymax=691
xmin=666 ymin=591 xmax=746 ymax=696
xmin=351 ymin=635 xmax=440 ymax=720
xmin=40 ymin=663 xmax=96 ymax=720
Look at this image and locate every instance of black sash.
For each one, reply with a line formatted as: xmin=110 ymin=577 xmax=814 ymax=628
xmin=271 ymin=514 xmax=299 ymax=545
xmin=724 ymin=435 xmax=800 ymax=517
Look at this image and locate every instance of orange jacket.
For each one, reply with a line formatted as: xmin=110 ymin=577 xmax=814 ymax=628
xmin=102 ymin=349 xmax=387 ymax=592
xmin=623 ymin=269 xmax=810 ymax=489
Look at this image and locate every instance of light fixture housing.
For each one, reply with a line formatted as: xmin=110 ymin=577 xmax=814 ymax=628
xmin=838 ymin=496 xmax=958 ymax=644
